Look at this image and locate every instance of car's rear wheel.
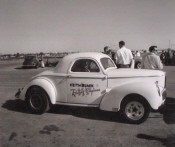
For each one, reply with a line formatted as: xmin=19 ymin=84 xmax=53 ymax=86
xmin=26 ymin=86 xmax=51 ymax=114
xmin=120 ymin=96 xmax=150 ymax=124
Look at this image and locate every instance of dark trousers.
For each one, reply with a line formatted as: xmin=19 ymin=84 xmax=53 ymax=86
xmin=117 ymin=64 xmax=130 ymax=68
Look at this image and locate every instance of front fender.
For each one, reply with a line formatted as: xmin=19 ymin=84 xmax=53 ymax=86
xmin=100 ymin=82 xmax=162 ymax=111
xmin=19 ymin=78 xmax=57 ymax=104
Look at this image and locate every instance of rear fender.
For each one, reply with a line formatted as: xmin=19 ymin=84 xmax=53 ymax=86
xmin=19 ymin=78 xmax=57 ymax=104
xmin=100 ymin=82 xmax=162 ymax=111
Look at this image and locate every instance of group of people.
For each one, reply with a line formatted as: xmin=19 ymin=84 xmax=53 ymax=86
xmin=103 ymin=41 xmax=163 ymax=70
xmin=160 ymin=50 xmax=175 ymax=65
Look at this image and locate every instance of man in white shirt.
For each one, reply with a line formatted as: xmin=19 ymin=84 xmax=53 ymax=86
xmin=135 ymin=51 xmax=140 ymax=57
xmin=141 ymin=46 xmax=163 ymax=70
xmin=115 ymin=41 xmax=133 ymax=68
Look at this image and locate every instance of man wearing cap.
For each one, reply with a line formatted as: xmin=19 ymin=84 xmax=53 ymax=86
xmin=141 ymin=46 xmax=163 ymax=70
xmin=114 ymin=41 xmax=133 ymax=68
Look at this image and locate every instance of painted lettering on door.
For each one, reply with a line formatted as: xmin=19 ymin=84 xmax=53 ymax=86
xmin=70 ymin=83 xmax=100 ymax=97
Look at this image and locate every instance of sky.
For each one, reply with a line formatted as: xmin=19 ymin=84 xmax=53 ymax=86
xmin=0 ymin=0 xmax=175 ymax=54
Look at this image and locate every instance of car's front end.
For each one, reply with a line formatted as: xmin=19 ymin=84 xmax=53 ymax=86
xmin=100 ymin=68 xmax=166 ymax=111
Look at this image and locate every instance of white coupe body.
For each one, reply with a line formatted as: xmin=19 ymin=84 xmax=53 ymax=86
xmin=17 ymin=52 xmax=166 ymax=124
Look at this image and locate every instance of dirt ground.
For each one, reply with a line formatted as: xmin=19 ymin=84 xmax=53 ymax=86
xmin=0 ymin=59 xmax=175 ymax=147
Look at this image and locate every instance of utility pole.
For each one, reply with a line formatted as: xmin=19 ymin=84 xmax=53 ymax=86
xmin=169 ymin=40 xmax=171 ymax=49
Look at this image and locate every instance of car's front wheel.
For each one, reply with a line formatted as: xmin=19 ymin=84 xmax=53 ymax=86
xmin=26 ymin=86 xmax=51 ymax=114
xmin=120 ymin=96 xmax=150 ymax=124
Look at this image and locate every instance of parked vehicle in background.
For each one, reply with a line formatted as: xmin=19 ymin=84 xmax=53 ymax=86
xmin=23 ymin=55 xmax=40 ymax=68
xmin=16 ymin=52 xmax=166 ymax=124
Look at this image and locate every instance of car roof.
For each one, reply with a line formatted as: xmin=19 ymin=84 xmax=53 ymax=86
xmin=54 ymin=52 xmax=110 ymax=73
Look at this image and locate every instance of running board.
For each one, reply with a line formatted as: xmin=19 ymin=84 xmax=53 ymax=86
xmin=55 ymin=102 xmax=99 ymax=107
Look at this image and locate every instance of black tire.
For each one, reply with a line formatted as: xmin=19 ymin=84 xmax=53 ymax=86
xmin=135 ymin=62 xmax=141 ymax=69
xmin=26 ymin=86 xmax=51 ymax=114
xmin=120 ymin=95 xmax=150 ymax=124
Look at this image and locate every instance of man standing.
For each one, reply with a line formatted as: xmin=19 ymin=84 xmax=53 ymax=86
xmin=115 ymin=41 xmax=133 ymax=68
xmin=141 ymin=46 xmax=163 ymax=70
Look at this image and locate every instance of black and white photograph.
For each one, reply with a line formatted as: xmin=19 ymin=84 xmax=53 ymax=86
xmin=0 ymin=0 xmax=175 ymax=147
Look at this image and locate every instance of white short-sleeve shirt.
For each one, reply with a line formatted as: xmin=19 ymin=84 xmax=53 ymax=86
xmin=115 ymin=46 xmax=133 ymax=64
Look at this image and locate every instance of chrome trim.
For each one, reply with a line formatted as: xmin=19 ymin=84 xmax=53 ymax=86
xmin=35 ymin=75 xmax=106 ymax=79
xmin=56 ymin=102 xmax=99 ymax=107
xmin=68 ymin=77 xmax=106 ymax=79
xmin=34 ymin=75 xmax=67 ymax=78
xmin=108 ymin=75 xmax=163 ymax=79
xmin=155 ymin=81 xmax=161 ymax=96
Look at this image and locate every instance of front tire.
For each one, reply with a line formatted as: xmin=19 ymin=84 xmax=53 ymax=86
xmin=120 ymin=96 xmax=150 ymax=124
xmin=26 ymin=86 xmax=51 ymax=114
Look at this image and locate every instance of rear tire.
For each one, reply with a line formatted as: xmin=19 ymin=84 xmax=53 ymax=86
xmin=26 ymin=86 xmax=51 ymax=114
xmin=120 ymin=96 xmax=150 ymax=124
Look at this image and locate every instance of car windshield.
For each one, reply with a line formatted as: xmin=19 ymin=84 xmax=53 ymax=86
xmin=100 ymin=58 xmax=115 ymax=69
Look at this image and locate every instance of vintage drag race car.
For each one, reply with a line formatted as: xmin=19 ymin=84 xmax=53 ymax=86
xmin=16 ymin=52 xmax=166 ymax=124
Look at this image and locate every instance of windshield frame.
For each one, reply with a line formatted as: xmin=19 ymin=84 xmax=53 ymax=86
xmin=100 ymin=57 xmax=116 ymax=70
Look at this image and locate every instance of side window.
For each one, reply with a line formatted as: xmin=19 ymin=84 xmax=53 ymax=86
xmin=71 ymin=59 xmax=100 ymax=72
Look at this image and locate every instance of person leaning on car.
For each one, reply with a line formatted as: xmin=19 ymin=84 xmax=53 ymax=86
xmin=141 ymin=46 xmax=163 ymax=70
xmin=114 ymin=41 xmax=134 ymax=68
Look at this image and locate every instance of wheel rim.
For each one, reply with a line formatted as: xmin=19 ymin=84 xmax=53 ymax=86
xmin=30 ymin=93 xmax=43 ymax=109
xmin=125 ymin=101 xmax=145 ymax=120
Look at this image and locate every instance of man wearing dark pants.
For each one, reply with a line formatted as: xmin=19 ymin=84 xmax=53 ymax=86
xmin=114 ymin=41 xmax=133 ymax=68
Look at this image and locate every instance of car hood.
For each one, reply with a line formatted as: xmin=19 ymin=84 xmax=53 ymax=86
xmin=106 ymin=68 xmax=165 ymax=78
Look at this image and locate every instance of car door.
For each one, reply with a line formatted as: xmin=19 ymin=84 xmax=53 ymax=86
xmin=67 ymin=59 xmax=107 ymax=105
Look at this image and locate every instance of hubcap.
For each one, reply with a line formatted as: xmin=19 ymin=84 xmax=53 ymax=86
xmin=30 ymin=93 xmax=43 ymax=109
xmin=125 ymin=101 xmax=145 ymax=120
